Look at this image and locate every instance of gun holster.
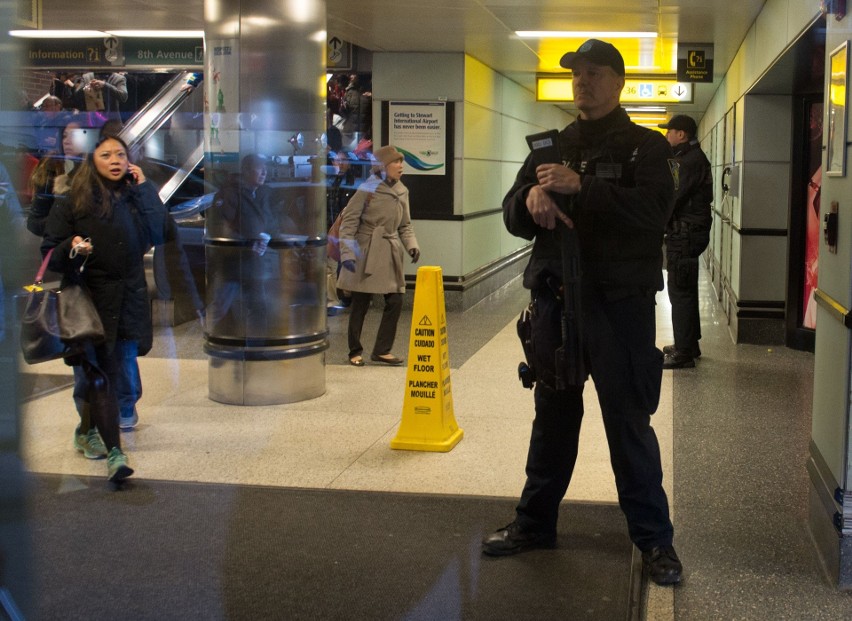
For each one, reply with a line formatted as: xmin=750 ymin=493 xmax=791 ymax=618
xmin=516 ymin=303 xmax=536 ymax=389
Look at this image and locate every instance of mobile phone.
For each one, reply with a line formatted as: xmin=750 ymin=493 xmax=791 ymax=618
xmin=525 ymin=129 xmax=562 ymax=167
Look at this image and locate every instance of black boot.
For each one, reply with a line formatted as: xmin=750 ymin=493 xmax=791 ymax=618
xmin=663 ymin=350 xmax=695 ymax=369
xmin=642 ymin=545 xmax=683 ymax=585
xmin=663 ymin=344 xmax=701 ymax=358
xmin=481 ymin=522 xmax=556 ymax=556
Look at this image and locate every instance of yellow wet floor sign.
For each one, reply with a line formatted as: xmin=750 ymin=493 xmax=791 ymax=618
xmin=391 ymin=266 xmax=463 ymax=452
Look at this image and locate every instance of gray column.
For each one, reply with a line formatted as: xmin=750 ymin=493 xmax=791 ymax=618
xmin=203 ymin=0 xmax=328 ymax=404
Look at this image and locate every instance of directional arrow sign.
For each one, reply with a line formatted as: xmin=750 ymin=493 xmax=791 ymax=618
xmin=537 ymin=78 xmax=693 ymax=104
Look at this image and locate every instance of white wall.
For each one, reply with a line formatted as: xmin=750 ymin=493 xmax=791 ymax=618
xmin=698 ymin=0 xmax=822 ymax=138
xmin=372 ymin=52 xmax=572 ymax=278
xmin=813 ymin=9 xmax=852 ymax=495
xmin=698 ymin=0 xmax=822 ymax=337
xmin=461 ymin=55 xmax=572 ymax=275
xmin=372 ymin=53 xmax=465 ymax=276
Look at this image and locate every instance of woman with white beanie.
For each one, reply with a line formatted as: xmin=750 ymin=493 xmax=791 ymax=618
xmin=337 ymin=145 xmax=420 ymax=366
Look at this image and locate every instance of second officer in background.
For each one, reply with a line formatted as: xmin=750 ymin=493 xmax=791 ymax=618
xmin=657 ymin=115 xmax=713 ymax=369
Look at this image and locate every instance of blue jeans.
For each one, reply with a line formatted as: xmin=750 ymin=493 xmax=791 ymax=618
xmin=114 ymin=339 xmax=141 ymax=418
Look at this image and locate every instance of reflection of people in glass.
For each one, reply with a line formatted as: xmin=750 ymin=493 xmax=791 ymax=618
xmin=327 ymin=74 xmax=346 ymax=128
xmin=51 ymin=72 xmax=82 ymax=111
xmin=42 ymin=134 xmax=168 ymax=483
xmin=79 ymin=72 xmax=128 ymax=123
xmin=27 ymin=117 xmax=118 ymax=447
xmin=27 ymin=117 xmax=87 ymax=236
xmin=803 ymin=167 xmax=821 ymax=328
xmin=325 ymin=126 xmax=354 ymax=312
xmin=180 ymin=72 xmax=203 ymax=93
xmin=340 ymin=75 xmax=363 ymax=137
xmin=33 ymin=96 xmax=64 ymax=153
xmin=205 ymin=154 xmax=280 ymax=336
xmin=803 ymin=102 xmax=823 ymax=330
xmin=339 ymin=74 xmax=372 ymax=149
xmin=0 ymin=161 xmax=26 ymax=343
xmin=337 ymin=146 xmax=420 ymax=366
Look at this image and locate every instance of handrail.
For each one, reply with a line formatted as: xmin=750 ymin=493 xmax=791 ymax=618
xmin=114 ymin=71 xmax=205 ymax=206
xmin=118 ymin=71 xmax=195 ymax=151
xmin=158 ymin=142 xmax=204 ymax=205
xmin=814 ymin=287 xmax=852 ymax=329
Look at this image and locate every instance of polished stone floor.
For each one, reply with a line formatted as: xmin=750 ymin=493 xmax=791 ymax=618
xmin=17 ymin=267 xmax=852 ymax=620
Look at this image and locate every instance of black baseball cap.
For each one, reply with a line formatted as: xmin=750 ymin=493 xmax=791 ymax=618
xmin=559 ymin=39 xmax=626 ymax=76
xmin=658 ymin=115 xmax=697 ymax=137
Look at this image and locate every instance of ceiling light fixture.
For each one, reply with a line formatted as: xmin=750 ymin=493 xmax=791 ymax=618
xmin=106 ymin=30 xmax=204 ymax=38
xmin=9 ymin=29 xmax=204 ymax=38
xmin=9 ymin=30 xmax=108 ymax=38
xmin=516 ymin=31 xmax=657 ymax=39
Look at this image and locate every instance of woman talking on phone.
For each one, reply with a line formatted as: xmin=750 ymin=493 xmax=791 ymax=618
xmin=42 ymin=134 xmax=167 ymax=483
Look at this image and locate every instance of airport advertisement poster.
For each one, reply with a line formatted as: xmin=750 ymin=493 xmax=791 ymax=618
xmin=388 ymin=101 xmax=446 ymax=176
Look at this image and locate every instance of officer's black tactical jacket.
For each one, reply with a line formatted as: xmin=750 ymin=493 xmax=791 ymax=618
xmin=503 ymin=106 xmax=675 ymax=296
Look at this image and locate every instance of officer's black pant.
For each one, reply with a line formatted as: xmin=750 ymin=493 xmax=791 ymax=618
xmin=515 ymin=286 xmax=673 ymax=551
xmin=666 ymin=225 xmax=709 ymax=352
xmin=667 ymin=254 xmax=701 ymax=352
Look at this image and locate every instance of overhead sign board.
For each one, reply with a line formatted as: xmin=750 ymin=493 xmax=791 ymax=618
xmin=677 ymin=43 xmax=714 ymax=83
xmin=537 ymin=77 xmax=693 ymax=104
xmin=124 ymin=38 xmax=203 ymax=67
xmin=25 ymin=37 xmax=122 ymax=68
xmin=327 ymin=36 xmax=351 ymax=70
xmin=24 ymin=37 xmax=204 ymax=68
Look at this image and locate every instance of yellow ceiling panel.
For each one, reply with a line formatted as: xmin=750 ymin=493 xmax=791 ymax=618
xmin=534 ymin=36 xmax=679 ymax=74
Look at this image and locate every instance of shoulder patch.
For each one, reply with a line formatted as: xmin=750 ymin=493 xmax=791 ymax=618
xmin=668 ymin=158 xmax=680 ymax=191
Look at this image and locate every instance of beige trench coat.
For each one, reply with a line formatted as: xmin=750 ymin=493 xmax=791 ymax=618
xmin=336 ymin=175 xmax=419 ymax=294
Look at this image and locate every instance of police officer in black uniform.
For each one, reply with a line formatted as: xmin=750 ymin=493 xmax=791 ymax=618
xmin=482 ymin=39 xmax=683 ymax=586
xmin=658 ymin=115 xmax=713 ymax=368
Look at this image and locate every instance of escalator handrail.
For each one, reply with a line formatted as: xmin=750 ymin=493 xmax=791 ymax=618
xmin=119 ymin=71 xmax=196 ymax=151
xmin=159 ymin=142 xmax=205 ymax=205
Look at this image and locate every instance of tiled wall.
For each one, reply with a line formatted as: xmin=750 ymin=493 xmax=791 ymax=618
xmin=372 ymin=52 xmax=572 ymax=307
xmin=698 ymin=0 xmax=823 ymax=343
xmin=739 ymin=94 xmax=792 ymax=308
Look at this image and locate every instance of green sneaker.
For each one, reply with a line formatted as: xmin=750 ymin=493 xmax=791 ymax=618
xmin=106 ymin=447 xmax=134 ymax=483
xmin=73 ymin=427 xmax=108 ymax=460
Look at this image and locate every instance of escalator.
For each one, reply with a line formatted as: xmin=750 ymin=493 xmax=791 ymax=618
xmin=120 ymin=71 xmax=210 ymax=325
xmin=120 ymin=72 xmax=195 ymax=154
xmin=119 ymin=71 xmax=208 ymax=206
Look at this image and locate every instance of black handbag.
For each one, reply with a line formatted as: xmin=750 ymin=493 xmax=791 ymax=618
xmin=20 ymin=248 xmax=105 ymax=364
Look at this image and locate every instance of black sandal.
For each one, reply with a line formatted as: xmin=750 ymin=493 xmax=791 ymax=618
xmin=349 ymin=356 xmax=365 ymax=367
xmin=370 ymin=353 xmax=404 ymax=366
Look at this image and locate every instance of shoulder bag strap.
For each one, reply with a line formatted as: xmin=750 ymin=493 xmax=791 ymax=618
xmin=35 ymin=248 xmax=54 ymax=284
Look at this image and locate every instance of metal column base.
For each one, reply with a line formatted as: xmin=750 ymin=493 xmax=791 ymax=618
xmin=207 ymin=351 xmax=326 ymax=405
